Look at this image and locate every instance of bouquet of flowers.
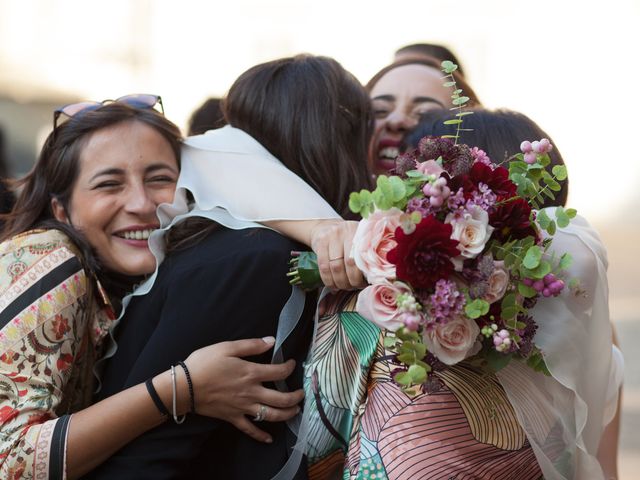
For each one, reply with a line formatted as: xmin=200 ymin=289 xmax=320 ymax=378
xmin=289 ymin=61 xmax=576 ymax=393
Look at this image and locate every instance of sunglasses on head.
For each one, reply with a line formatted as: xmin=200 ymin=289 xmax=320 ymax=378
xmin=53 ymin=93 xmax=164 ymax=133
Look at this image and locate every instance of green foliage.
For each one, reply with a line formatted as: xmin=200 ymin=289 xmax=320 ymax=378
xmin=440 ymin=61 xmax=472 ymax=145
xmin=526 ymin=350 xmax=551 ymax=376
xmin=522 ymin=246 xmax=542 ymax=269
xmin=465 ymin=298 xmax=490 ymax=319
xmin=518 ymin=282 xmax=537 ymax=298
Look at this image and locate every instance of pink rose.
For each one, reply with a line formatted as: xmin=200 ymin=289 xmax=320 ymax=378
xmin=423 ymin=315 xmax=481 ymax=365
xmin=356 ymin=282 xmax=411 ymax=331
xmin=483 ymin=261 xmax=509 ymax=304
xmin=352 ymin=208 xmax=402 ymax=283
xmin=416 ymin=159 xmax=444 ymax=177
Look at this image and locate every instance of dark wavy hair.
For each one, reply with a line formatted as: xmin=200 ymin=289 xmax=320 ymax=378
xmin=405 ymin=108 xmax=568 ymax=207
xmin=366 ymin=57 xmax=481 ymax=107
xmin=223 ymin=54 xmax=374 ymax=219
xmin=1 ymin=103 xmax=182 ymax=279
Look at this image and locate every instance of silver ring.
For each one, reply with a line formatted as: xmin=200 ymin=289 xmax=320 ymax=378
xmin=253 ymin=404 xmax=268 ymax=422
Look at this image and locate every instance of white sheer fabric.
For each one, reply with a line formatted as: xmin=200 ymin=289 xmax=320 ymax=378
xmin=497 ymin=209 xmax=622 ymax=480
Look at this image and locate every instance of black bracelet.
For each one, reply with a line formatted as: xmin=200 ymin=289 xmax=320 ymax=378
xmin=177 ymin=361 xmax=196 ymax=414
xmin=145 ymin=378 xmax=170 ymax=417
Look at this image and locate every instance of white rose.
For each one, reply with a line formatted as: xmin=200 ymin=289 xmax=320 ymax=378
xmin=423 ymin=315 xmax=481 ymax=365
xmin=446 ymin=206 xmax=494 ymax=270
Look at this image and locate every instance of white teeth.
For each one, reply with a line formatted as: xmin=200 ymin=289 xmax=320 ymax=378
xmin=379 ymin=147 xmax=399 ymax=159
xmin=121 ymin=229 xmax=153 ymax=240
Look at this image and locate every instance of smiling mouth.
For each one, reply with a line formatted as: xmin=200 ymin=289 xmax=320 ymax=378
xmin=378 ymin=146 xmax=400 ymax=161
xmin=116 ymin=229 xmax=154 ymax=241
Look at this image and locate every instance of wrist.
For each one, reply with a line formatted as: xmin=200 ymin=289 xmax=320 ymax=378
xmin=153 ymin=368 xmax=190 ymax=416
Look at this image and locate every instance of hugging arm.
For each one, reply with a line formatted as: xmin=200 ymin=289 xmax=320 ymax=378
xmin=88 ymin=231 xmax=309 ymax=479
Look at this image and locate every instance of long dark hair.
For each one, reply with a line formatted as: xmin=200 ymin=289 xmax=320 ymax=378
xmin=223 ymin=54 xmax=374 ymax=219
xmin=405 ymin=108 xmax=568 ymax=207
xmin=366 ymin=57 xmax=481 ymax=107
xmin=1 ymin=103 xmax=182 ymax=279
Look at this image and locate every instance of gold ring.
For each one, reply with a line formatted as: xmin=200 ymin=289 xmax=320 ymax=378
xmin=329 ymin=257 xmax=344 ymax=261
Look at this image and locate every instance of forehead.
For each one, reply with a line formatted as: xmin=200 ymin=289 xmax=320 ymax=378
xmin=370 ymin=64 xmax=448 ymax=102
xmin=77 ymin=120 xmax=177 ymax=175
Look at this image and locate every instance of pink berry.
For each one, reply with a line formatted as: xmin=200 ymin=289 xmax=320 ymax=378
xmin=524 ymin=152 xmax=537 ymax=164
xmin=550 ymin=280 xmax=565 ymax=292
xmin=544 ymin=273 xmax=556 ymax=284
xmin=531 ymin=140 xmax=543 ymax=154
xmin=435 ymin=177 xmax=447 ymax=187
xmin=493 ymin=336 xmax=503 ymax=346
xmin=542 ymin=288 xmax=552 ymax=297
xmin=520 ymin=140 xmax=533 ymax=153
xmin=533 ymin=280 xmax=545 ymax=292
xmin=498 ymin=329 xmax=509 ymax=339
xmin=522 ymin=278 xmax=533 ymax=287
xmin=442 ymin=186 xmax=451 ymax=198
xmin=430 ymin=196 xmax=444 ymax=207
xmin=539 ymin=138 xmax=552 ymax=153
xmin=422 ymin=184 xmax=432 ymax=196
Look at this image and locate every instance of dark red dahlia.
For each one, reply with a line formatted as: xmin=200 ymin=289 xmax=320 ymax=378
xmin=468 ymin=162 xmax=517 ymax=198
xmin=490 ymin=197 xmax=537 ymax=242
xmin=387 ymin=215 xmax=459 ymax=290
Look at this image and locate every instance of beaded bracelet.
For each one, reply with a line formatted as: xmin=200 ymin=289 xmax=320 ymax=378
xmin=177 ymin=361 xmax=196 ymax=415
xmin=170 ymin=365 xmax=187 ymax=424
xmin=145 ymin=378 xmax=170 ymax=417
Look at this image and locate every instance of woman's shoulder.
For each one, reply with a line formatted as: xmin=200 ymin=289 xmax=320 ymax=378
xmin=0 ymin=228 xmax=79 ymax=256
xmin=0 ymin=228 xmax=85 ymax=293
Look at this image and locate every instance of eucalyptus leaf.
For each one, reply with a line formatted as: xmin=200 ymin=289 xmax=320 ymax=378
xmin=559 ymin=252 xmax=573 ymax=270
xmin=485 ymin=349 xmax=512 ymax=373
xmin=452 ymin=96 xmax=470 ymax=106
xmin=518 ymin=283 xmax=538 ymax=298
xmin=523 ymin=246 xmax=542 ymax=269
xmin=552 ymin=165 xmax=568 ymax=181
xmin=444 ymin=119 xmax=463 ymax=125
xmin=408 ymin=364 xmax=427 ymax=384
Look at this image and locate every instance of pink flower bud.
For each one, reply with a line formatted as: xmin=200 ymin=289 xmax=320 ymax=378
xmin=520 ymin=140 xmax=533 ymax=153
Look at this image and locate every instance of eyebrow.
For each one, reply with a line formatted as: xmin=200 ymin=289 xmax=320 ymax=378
xmin=412 ymin=96 xmax=446 ymax=108
xmin=89 ymin=163 xmax=178 ymax=182
xmin=371 ymin=94 xmax=446 ymax=109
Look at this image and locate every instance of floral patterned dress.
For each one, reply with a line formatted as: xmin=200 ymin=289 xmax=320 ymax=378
xmin=0 ymin=229 xmax=114 ymax=480
xmin=304 ymin=292 xmax=542 ymax=480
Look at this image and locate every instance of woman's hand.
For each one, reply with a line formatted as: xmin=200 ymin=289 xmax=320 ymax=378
xmin=309 ymin=219 xmax=366 ymax=290
xmin=183 ymin=336 xmax=304 ymax=443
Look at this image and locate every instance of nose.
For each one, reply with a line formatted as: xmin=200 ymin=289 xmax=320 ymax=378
xmin=384 ymin=108 xmax=416 ymax=133
xmin=124 ymin=182 xmax=157 ymax=218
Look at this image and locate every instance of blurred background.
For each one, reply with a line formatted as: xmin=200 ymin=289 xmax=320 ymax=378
xmin=1 ymin=0 xmax=638 ymax=476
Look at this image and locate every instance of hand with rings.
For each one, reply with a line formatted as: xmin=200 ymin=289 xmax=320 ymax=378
xmin=309 ymin=220 xmax=365 ymax=291
xmin=183 ymin=336 xmax=304 ymax=444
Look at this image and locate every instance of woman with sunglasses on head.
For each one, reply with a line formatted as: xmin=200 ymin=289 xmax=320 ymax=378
xmin=0 ymin=97 xmax=309 ymax=480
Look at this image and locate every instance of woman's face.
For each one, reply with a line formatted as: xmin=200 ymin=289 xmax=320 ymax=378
xmin=53 ymin=120 xmax=179 ymax=276
xmin=369 ymin=64 xmax=452 ymax=174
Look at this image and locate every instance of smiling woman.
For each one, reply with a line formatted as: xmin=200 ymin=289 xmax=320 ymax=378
xmin=0 ymin=101 xmax=306 ymax=479
xmin=50 ymin=120 xmax=179 ymax=277
xmin=365 ymin=57 xmax=480 ymax=175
